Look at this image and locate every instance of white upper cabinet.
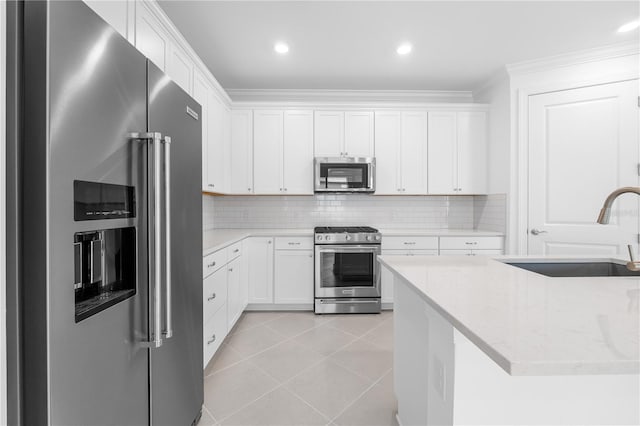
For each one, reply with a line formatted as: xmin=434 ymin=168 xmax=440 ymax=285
xmin=254 ymin=110 xmax=313 ymax=195
xmin=314 ymin=111 xmax=344 ymax=157
xmin=374 ymin=112 xmax=401 ymax=195
xmin=83 ymin=0 xmax=131 ymax=41
xmin=374 ymin=111 xmax=427 ymax=195
xmin=167 ymin=43 xmax=193 ymax=94
xmin=253 ymin=110 xmax=283 ymax=194
xmin=401 ymin=112 xmax=428 ymax=194
xmin=314 ymin=111 xmax=374 ymax=157
xmin=230 ymin=110 xmax=254 ymax=194
xmin=456 ymin=112 xmax=487 ymax=194
xmin=206 ymin=93 xmax=227 ymax=193
xmin=428 ymin=111 xmax=487 ymax=194
xmin=283 ymin=111 xmax=314 ymax=195
xmin=192 ymin=70 xmax=211 ymax=191
xmin=134 ymin=3 xmax=170 ymax=71
xmin=344 ymin=111 xmax=375 ymax=157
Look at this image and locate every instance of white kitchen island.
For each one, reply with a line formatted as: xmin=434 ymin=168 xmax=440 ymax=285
xmin=378 ymin=255 xmax=640 ymax=425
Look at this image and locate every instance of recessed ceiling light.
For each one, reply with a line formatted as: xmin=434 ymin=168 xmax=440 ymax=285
xmin=274 ymin=42 xmax=289 ymax=54
xmin=396 ymin=43 xmax=412 ymax=55
xmin=618 ymin=20 xmax=639 ymax=33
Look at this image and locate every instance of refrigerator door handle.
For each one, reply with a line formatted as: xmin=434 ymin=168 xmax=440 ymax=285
xmin=129 ymin=132 xmax=163 ymax=349
xmin=162 ymin=136 xmax=173 ymax=339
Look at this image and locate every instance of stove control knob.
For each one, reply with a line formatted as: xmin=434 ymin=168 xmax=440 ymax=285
xmin=366 ymin=235 xmax=372 ymax=241
xmin=317 ymin=235 xmax=322 ymax=241
xmin=345 ymin=235 xmax=352 ymax=241
xmin=375 ymin=235 xmax=381 ymax=241
xmin=326 ymin=236 xmax=331 ymax=241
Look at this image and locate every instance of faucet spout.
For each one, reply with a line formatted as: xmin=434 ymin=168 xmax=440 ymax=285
xmin=597 ymin=187 xmax=640 ymax=224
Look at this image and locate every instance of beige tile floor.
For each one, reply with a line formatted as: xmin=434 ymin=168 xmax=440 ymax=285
xmin=198 ymin=311 xmax=398 ymax=426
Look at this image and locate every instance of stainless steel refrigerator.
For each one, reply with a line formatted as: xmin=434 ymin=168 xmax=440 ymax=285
xmin=20 ymin=1 xmax=203 ymax=424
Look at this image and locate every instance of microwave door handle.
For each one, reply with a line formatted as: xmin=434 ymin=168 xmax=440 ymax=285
xmin=129 ymin=132 xmax=163 ymax=349
xmin=162 ymin=136 xmax=173 ymax=339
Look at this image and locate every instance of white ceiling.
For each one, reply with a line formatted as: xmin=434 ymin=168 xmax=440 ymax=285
xmin=158 ymin=1 xmax=639 ymax=91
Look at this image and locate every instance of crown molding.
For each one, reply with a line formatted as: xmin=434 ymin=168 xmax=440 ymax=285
xmin=226 ymin=89 xmax=474 ymax=104
xmin=472 ymin=67 xmax=510 ymax=99
xmin=141 ymin=0 xmax=232 ymax=106
xmin=506 ymin=41 xmax=640 ymax=77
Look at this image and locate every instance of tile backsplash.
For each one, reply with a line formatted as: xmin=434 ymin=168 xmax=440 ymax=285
xmin=473 ymin=194 xmax=507 ymax=233
xmin=204 ymin=194 xmax=508 ymax=231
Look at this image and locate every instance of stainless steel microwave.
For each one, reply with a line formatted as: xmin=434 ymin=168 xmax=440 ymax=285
xmin=314 ymin=157 xmax=375 ymax=193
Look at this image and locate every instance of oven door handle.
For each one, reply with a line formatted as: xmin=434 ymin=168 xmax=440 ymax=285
xmin=320 ymin=299 xmax=379 ymax=304
xmin=315 ymin=245 xmax=381 ymax=254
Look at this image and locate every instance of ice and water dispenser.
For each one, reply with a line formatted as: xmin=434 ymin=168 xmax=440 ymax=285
xmin=73 ymin=180 xmax=137 ymax=322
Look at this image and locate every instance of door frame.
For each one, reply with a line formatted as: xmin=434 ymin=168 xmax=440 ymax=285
xmin=509 ymin=45 xmax=639 ymax=254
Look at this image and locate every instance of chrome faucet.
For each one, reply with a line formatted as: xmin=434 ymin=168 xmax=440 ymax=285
xmin=597 ymin=186 xmax=640 ymax=271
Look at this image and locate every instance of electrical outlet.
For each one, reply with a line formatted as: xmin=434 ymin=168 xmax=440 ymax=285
xmin=432 ymin=356 xmax=446 ymax=400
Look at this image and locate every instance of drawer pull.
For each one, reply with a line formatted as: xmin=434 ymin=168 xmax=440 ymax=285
xmin=228 ymin=268 xmax=233 ymax=272
xmin=403 ymin=242 xmax=416 ymax=245
xmin=207 ymin=293 xmax=216 ymax=301
xmin=288 ymin=242 xmax=301 ymax=245
xmin=233 ymin=248 xmax=240 ymax=253
xmin=207 ymin=261 xmax=216 ymax=268
xmin=207 ymin=335 xmax=216 ymax=345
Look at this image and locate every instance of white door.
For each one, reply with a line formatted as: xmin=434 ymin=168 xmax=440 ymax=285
xmin=283 ymin=110 xmax=314 ymax=194
xmin=314 ymin=111 xmax=344 ymax=157
xmin=253 ymin=110 xmax=283 ymax=194
xmin=427 ymin=112 xmax=457 ymax=194
xmin=457 ymin=111 xmax=487 ymax=194
xmin=274 ymin=250 xmax=314 ymax=304
xmin=374 ymin=111 xmax=401 ymax=195
xmin=230 ymin=110 xmax=253 ymax=194
xmin=246 ymin=238 xmax=274 ymax=304
xmin=344 ymin=111 xmax=374 ymax=157
xmin=528 ymin=80 xmax=639 ymax=255
xmin=401 ymin=112 xmax=428 ymax=194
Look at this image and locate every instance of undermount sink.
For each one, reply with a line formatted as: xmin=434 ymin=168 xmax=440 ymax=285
xmin=504 ymin=261 xmax=640 ymax=277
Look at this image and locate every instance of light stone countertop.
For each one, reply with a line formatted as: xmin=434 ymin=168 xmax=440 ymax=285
xmin=203 ymin=228 xmax=504 ymax=256
xmin=378 ymin=255 xmax=640 ymax=376
xmin=379 ymin=228 xmax=503 ymax=237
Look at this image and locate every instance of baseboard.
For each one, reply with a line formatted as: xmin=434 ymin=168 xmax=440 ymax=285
xmin=245 ymin=303 xmax=313 ymax=311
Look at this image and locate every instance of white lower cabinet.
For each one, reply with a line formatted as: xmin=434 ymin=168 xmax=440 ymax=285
xmin=379 ymin=235 xmax=503 ymax=305
xmin=381 ymin=249 xmax=438 ymax=304
xmin=203 ymin=306 xmax=227 ymax=368
xmin=274 ymin=248 xmax=314 ymax=305
xmin=226 ymin=257 xmax=244 ymax=328
xmin=246 ymin=237 xmax=275 ymax=303
xmin=202 ymin=241 xmax=246 ymax=367
xmin=246 ymin=236 xmax=314 ymax=308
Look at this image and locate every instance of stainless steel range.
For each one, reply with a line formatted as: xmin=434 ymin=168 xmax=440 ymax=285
xmin=314 ymin=226 xmax=382 ymax=314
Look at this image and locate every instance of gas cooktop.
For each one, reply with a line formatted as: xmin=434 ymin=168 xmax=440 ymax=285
xmin=314 ymin=226 xmax=379 ymax=234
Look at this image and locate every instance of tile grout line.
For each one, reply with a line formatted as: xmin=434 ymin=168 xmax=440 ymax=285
xmin=329 ymin=366 xmax=395 ymax=424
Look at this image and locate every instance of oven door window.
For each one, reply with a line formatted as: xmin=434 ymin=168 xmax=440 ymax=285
xmin=319 ymin=251 xmax=375 ymax=288
xmin=319 ymin=164 xmax=369 ymax=190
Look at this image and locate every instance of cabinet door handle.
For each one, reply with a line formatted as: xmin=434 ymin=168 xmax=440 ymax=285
xmin=207 ymin=293 xmax=216 ymax=301
xmin=268 ymin=240 xmax=272 ymax=244
xmin=207 ymin=335 xmax=216 ymax=345
xmin=233 ymin=249 xmax=240 ymax=253
xmin=228 ymin=267 xmax=233 ymax=272
xmin=207 ymin=261 xmax=216 ymax=268
xmin=208 ymin=184 xmax=214 ymax=188
xmin=248 ymin=188 xmax=251 ymax=192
